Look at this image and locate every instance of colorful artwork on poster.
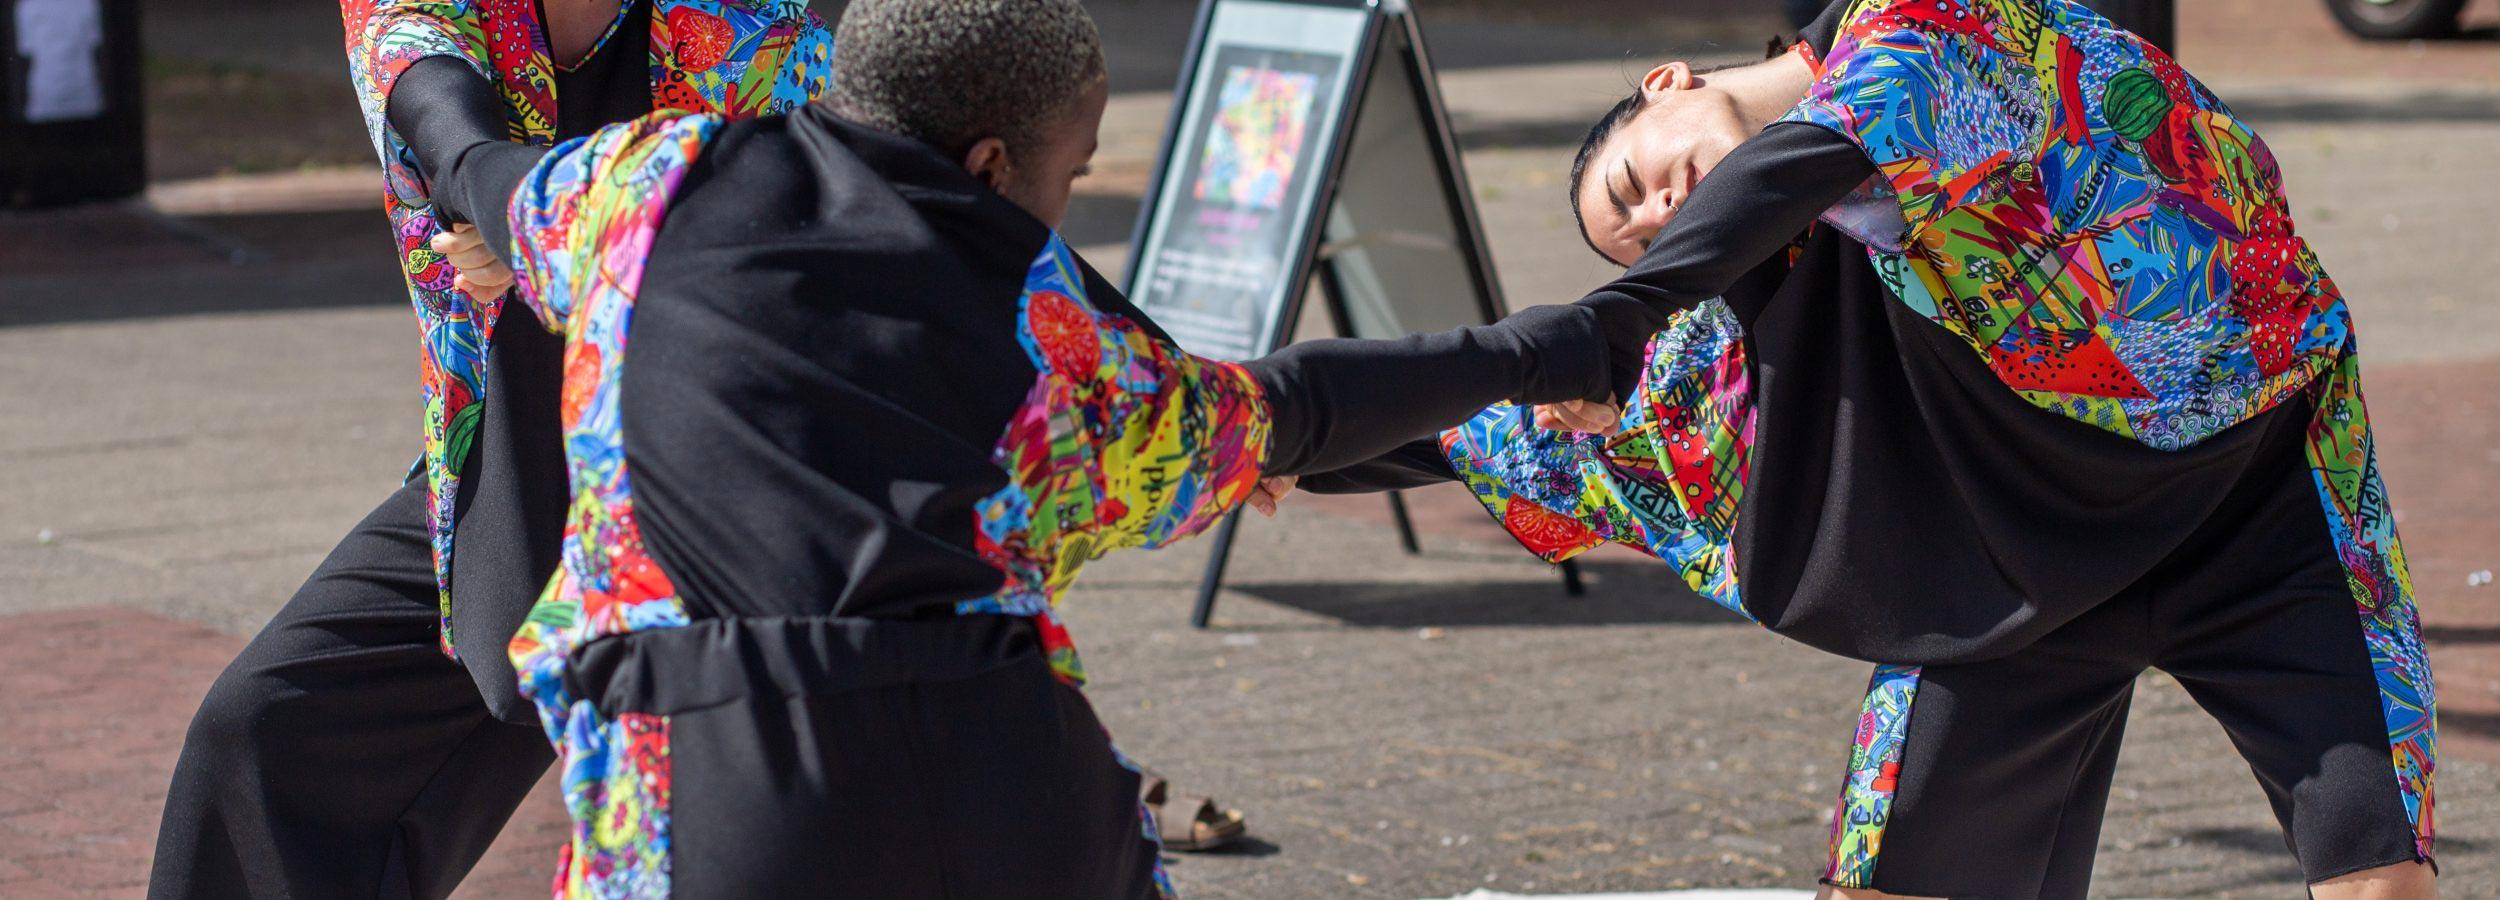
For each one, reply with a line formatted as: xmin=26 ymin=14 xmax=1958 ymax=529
xmin=1191 ymin=66 xmax=1317 ymax=210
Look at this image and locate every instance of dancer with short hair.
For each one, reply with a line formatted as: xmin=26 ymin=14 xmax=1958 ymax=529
xmin=413 ymin=0 xmax=1639 ymax=893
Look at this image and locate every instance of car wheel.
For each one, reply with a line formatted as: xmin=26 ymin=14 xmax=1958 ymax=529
xmin=2324 ymin=0 xmax=2468 ymax=39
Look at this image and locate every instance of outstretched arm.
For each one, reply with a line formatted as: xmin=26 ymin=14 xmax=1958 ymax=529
xmin=1425 ymin=124 xmax=1872 ymax=612
xmin=1293 ymin=439 xmax=1456 ymax=494
xmin=1244 ymin=298 xmax=1650 ymax=478
xmin=1016 ymin=243 xmax=1637 ymax=556
xmin=1249 ymin=127 xmax=1874 ymax=495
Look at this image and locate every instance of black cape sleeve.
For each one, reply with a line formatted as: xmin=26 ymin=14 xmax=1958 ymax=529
xmin=383 ymin=55 xmax=546 ymax=258
xmin=1245 ymin=297 xmax=1650 ymax=478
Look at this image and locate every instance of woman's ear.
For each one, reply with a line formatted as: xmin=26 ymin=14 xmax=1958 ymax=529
xmin=961 ymin=136 xmax=1013 ymax=192
xmin=1639 ymin=61 xmax=1693 ymax=103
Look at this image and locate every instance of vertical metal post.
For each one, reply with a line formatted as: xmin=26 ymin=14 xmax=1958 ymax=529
xmin=1190 ymin=511 xmax=1243 ymax=629
xmin=1384 ymin=491 xmax=1422 ymax=555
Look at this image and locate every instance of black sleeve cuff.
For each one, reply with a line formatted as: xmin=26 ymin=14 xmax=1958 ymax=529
xmin=1248 ymin=302 xmax=1610 ymax=477
xmin=1296 ymin=439 xmax=1460 ymax=494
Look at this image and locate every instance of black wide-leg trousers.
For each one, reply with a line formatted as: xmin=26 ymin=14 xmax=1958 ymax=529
xmin=148 ymin=480 xmax=553 ymax=900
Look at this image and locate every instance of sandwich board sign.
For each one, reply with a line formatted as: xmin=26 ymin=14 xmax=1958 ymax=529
xmin=1124 ymin=0 xmax=1581 ymax=627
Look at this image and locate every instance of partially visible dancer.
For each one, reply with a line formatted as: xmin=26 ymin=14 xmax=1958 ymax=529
xmin=146 ymin=0 xmax=830 ymax=895
xmin=416 ymin=0 xmax=1637 ymax=892
xmin=1300 ymin=1 xmax=2435 ymax=897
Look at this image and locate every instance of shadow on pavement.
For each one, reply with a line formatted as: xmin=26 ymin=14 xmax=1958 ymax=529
xmin=1163 ymin=836 xmax=1284 ymax=860
xmin=2422 ymin=624 xmax=2500 ymax=644
xmin=2181 ymin=824 xmax=2476 ymax=858
xmin=2225 ymin=91 xmax=2500 ymax=124
xmin=2 ymin=203 xmax=430 ymax=328
xmin=1230 ymin=557 xmax=1740 ymax=629
xmin=2433 ymin=708 xmax=2500 ymax=740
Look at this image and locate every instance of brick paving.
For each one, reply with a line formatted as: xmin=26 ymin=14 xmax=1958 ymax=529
xmin=0 ymin=610 xmax=226 ymax=899
xmin=0 ymin=609 xmax=570 ymax=898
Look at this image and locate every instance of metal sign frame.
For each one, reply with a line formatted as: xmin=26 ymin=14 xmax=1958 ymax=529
xmin=1125 ymin=0 xmax=1583 ymax=628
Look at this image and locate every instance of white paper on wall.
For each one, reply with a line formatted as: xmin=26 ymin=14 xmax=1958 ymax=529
xmin=14 ymin=0 xmax=107 ymax=123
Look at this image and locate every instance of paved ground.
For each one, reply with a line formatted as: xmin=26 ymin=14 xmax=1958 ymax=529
xmin=3 ymin=0 xmax=2496 ymax=896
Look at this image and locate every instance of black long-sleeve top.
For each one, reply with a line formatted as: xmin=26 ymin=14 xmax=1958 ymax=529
xmin=1307 ymin=4 xmax=2314 ymax=666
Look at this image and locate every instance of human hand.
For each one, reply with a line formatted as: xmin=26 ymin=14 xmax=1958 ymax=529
xmin=429 ymin=224 xmax=515 ymax=304
xmin=1247 ymin=476 xmax=1296 ymax=518
xmin=1533 ymin=398 xmax=1623 ymax=435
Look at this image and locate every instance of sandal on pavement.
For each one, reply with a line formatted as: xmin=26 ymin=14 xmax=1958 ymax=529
xmin=1138 ymin=771 xmax=1248 ymax=852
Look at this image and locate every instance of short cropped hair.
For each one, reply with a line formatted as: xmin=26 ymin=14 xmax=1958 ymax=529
xmin=828 ymin=0 xmax=1107 ymax=158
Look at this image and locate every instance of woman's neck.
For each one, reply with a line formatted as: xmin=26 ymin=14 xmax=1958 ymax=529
xmin=1718 ymin=51 xmax=1818 ymax=134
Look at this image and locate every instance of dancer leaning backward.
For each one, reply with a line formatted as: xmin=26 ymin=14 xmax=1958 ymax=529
xmin=1290 ymin=1 xmax=2437 ymax=896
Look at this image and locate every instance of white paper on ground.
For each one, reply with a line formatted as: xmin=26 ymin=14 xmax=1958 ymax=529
xmin=1435 ymin=891 xmax=1815 ymax=900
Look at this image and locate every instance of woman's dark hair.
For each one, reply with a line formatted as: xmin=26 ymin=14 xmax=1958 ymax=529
xmin=1567 ymin=88 xmax=1649 ymax=263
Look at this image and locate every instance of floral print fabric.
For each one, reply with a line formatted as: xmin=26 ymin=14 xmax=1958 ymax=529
xmin=341 ymin=0 xmax=828 ymax=652
xmin=504 ymin=111 xmax=719 ymax=898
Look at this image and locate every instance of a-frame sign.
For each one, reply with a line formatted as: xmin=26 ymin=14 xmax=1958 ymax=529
xmin=1123 ymin=0 xmax=1583 ymax=628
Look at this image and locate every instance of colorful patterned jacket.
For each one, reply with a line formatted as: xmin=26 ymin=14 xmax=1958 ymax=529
xmin=498 ymin=112 xmax=1268 ymax=897
xmin=341 ymin=0 xmax=832 ymax=651
xmin=1439 ymin=0 xmax=2431 ymax=868
xmin=1786 ymin=0 xmax=2348 ymax=450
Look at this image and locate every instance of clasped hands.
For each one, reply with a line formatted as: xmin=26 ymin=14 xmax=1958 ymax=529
xmin=431 ymin=224 xmax=518 ymax=303
xmin=1245 ymin=397 xmax=1621 ymax=518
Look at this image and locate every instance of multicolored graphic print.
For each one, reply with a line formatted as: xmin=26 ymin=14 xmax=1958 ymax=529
xmin=650 ymin=0 xmax=833 ymax=115
xmin=342 ymin=0 xmax=829 ymax=652
xmin=1824 ymin=665 xmax=1921 ymax=887
xmin=1193 ymin=66 xmax=1317 ymax=210
xmin=2306 ymin=356 xmax=2435 ymax=857
xmin=1440 ymin=300 xmax=1754 ymax=618
xmin=959 ymin=235 xmax=1274 ymax=687
xmin=503 ymin=112 xmax=720 ymax=899
xmin=1780 ymin=0 xmax=2349 ymax=451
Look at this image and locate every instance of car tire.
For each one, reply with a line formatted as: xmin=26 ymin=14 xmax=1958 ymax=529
xmin=2324 ymin=0 xmax=2468 ymax=39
